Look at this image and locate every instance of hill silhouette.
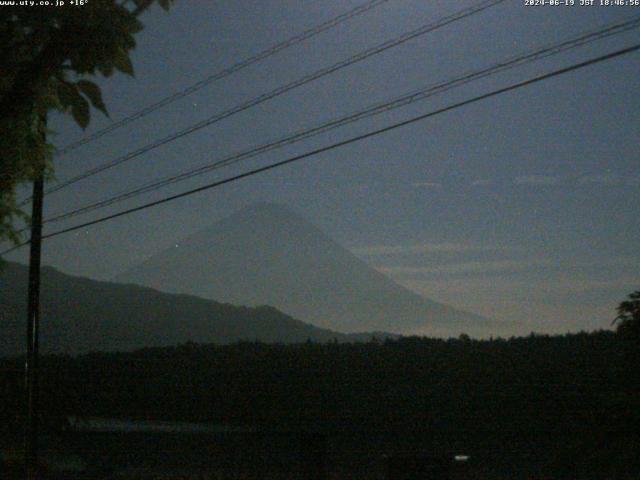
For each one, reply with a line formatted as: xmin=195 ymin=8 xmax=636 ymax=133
xmin=0 ymin=261 xmax=390 ymax=356
xmin=117 ymin=202 xmax=490 ymax=336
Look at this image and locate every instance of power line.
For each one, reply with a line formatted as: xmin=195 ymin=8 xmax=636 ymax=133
xmin=37 ymin=16 xmax=640 ymax=226
xmin=28 ymin=0 xmax=506 ymax=203
xmin=6 ymin=0 xmax=388 ymax=192
xmin=54 ymin=0 xmax=390 ymax=157
xmin=3 ymin=42 xmax=638 ymax=256
xmin=40 ymin=0 xmax=506 ymax=197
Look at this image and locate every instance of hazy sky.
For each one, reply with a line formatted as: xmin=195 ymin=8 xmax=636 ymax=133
xmin=6 ymin=0 xmax=639 ymax=335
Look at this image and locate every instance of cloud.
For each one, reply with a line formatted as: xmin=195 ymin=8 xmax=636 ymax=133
xmin=399 ymin=276 xmax=633 ymax=335
xmin=383 ymin=258 xmax=639 ymax=335
xmin=376 ymin=259 xmax=555 ymax=276
xmin=412 ymin=181 xmax=442 ymax=188
xmin=375 ymin=255 xmax=637 ymax=277
xmin=626 ymin=176 xmax=640 ymax=186
xmin=471 ymin=179 xmax=492 ymax=186
xmin=578 ymin=173 xmax=621 ymax=185
xmin=544 ymin=278 xmax=640 ymax=294
xmin=351 ymin=183 xmax=369 ymax=193
xmin=514 ymin=175 xmax=559 ymax=186
xmin=351 ymin=243 xmax=494 ymax=256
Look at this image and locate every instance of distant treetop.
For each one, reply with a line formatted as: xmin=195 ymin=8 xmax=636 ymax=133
xmin=613 ymin=290 xmax=640 ymax=340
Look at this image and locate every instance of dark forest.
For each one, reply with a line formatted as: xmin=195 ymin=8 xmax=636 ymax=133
xmin=2 ymin=330 xmax=638 ymax=478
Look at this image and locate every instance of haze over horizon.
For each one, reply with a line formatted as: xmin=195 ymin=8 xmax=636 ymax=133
xmin=3 ymin=0 xmax=638 ymax=336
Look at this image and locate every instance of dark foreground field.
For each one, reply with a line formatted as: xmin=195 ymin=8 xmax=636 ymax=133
xmin=1 ymin=332 xmax=638 ymax=479
xmin=2 ymin=428 xmax=638 ymax=479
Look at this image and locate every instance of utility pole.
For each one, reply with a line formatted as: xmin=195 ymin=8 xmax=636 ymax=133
xmin=24 ymin=116 xmax=45 ymax=480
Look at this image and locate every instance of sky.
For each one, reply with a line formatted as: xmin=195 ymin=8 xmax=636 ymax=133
xmin=5 ymin=0 xmax=640 ymax=336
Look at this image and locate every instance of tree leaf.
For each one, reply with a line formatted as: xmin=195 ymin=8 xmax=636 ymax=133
xmin=129 ymin=17 xmax=144 ymax=34
xmin=76 ymin=80 xmax=108 ymax=117
xmin=70 ymin=94 xmax=90 ymax=130
xmin=56 ymin=81 xmax=76 ymax=110
xmin=55 ymin=80 xmax=91 ymax=128
xmin=113 ymin=48 xmax=134 ymax=76
xmin=97 ymin=62 xmax=115 ymax=77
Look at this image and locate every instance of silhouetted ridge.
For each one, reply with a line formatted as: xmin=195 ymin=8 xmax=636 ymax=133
xmin=0 ymin=262 xmax=392 ymax=356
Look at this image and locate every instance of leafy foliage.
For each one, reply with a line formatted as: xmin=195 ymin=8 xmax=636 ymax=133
xmin=0 ymin=0 xmax=175 ymax=252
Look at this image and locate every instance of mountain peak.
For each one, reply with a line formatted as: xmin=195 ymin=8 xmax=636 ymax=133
xmin=118 ymin=205 xmax=488 ymax=336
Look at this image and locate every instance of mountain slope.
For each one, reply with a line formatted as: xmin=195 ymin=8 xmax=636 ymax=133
xmin=0 ymin=262 xmax=379 ymax=357
xmin=117 ymin=203 xmax=488 ymax=336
